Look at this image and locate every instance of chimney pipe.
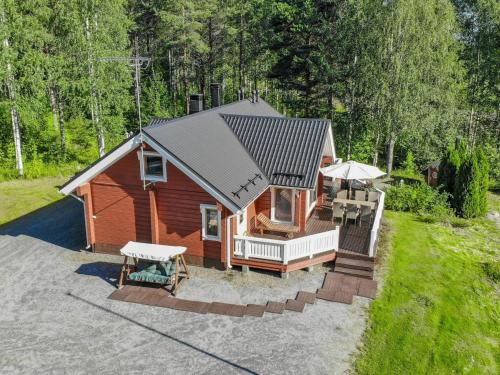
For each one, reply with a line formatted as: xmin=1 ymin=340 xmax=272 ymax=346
xmin=238 ymin=88 xmax=244 ymax=101
xmin=189 ymin=94 xmax=203 ymax=114
xmin=210 ymin=83 xmax=222 ymax=108
xmin=255 ymin=89 xmax=259 ymax=102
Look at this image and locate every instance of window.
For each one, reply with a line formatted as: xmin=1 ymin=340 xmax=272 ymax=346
xmin=271 ymin=187 xmax=295 ymax=223
xmin=139 ymin=151 xmax=167 ymax=182
xmin=200 ymin=204 xmax=221 ymax=241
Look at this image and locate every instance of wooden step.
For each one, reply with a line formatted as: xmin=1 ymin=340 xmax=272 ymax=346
xmin=337 ymin=251 xmax=372 ymax=261
xmin=334 ymin=266 xmax=373 ymax=279
xmin=335 ymin=257 xmax=374 ymax=271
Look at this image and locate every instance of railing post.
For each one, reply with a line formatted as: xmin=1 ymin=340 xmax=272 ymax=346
xmin=244 ymin=239 xmax=249 ymax=259
xmin=283 ymin=243 xmax=288 ymax=265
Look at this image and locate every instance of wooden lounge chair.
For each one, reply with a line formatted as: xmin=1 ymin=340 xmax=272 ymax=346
xmin=256 ymin=213 xmax=300 ymax=238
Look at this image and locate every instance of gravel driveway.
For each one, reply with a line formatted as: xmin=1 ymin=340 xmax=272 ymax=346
xmin=0 ymin=197 xmax=371 ymax=375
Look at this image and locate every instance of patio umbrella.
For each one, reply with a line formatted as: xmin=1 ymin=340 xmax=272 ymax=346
xmin=320 ymin=161 xmax=385 ymax=198
xmin=320 ymin=160 xmax=385 ymax=180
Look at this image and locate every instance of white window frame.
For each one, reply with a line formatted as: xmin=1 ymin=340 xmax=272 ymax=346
xmin=138 ymin=151 xmax=167 ymax=182
xmin=306 ymin=188 xmax=317 ymax=217
xmin=200 ymin=204 xmax=221 ymax=241
xmin=270 ymin=187 xmax=296 ymax=224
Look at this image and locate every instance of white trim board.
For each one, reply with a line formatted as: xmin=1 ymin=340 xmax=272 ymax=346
xmin=59 ymin=132 xmax=242 ymax=213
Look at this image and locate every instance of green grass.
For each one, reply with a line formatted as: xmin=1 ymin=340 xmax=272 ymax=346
xmin=0 ymin=176 xmax=67 ymax=225
xmin=355 ymin=197 xmax=499 ymax=374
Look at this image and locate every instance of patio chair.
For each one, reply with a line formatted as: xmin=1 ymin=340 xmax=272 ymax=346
xmin=255 ymin=213 xmax=300 ymax=238
xmin=368 ymin=191 xmax=379 ymax=202
xmin=345 ymin=203 xmax=359 ymax=224
xmin=331 ymin=202 xmax=345 ymax=225
xmin=358 ymin=204 xmax=373 ymax=227
xmin=355 ymin=190 xmax=366 ymax=201
xmin=336 ymin=190 xmax=348 ymax=199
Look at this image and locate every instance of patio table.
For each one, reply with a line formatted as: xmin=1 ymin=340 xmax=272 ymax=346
xmin=333 ymin=198 xmax=376 ymax=210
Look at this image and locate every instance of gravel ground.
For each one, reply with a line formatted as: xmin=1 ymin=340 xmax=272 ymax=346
xmin=0 ymin=197 xmax=371 ymax=375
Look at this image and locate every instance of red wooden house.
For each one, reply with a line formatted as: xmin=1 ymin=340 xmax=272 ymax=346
xmin=61 ymin=97 xmax=382 ymax=277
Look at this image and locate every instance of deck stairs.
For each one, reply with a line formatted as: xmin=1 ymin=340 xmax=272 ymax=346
xmin=334 ymin=252 xmax=374 ymax=279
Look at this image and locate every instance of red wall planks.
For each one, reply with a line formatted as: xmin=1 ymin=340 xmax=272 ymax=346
xmin=89 ymin=146 xmax=224 ymax=263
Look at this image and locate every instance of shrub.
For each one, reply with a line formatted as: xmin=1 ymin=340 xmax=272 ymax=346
xmin=403 ymin=151 xmax=417 ymax=176
xmin=385 ymin=182 xmax=452 ymax=220
xmin=438 ymin=139 xmax=467 ymax=199
xmin=455 ymin=148 xmax=489 ymax=218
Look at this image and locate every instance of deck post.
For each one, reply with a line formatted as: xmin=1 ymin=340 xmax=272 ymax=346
xmin=243 ymin=239 xmax=249 ymax=259
xmin=282 ymin=243 xmax=288 ymax=264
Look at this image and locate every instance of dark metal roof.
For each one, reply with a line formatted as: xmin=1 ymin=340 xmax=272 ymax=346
xmin=144 ymin=99 xmax=282 ymax=210
xmin=223 ymin=114 xmax=330 ymax=189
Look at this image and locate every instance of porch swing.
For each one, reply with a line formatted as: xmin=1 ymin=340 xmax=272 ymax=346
xmin=117 ymin=241 xmax=190 ymax=295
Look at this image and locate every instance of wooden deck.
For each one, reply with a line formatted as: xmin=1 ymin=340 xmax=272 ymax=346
xmin=248 ymin=204 xmax=371 ymax=256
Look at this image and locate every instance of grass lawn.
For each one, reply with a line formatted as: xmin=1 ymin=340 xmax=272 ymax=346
xmin=355 ymin=198 xmax=499 ymax=374
xmin=0 ymin=176 xmax=67 ymax=226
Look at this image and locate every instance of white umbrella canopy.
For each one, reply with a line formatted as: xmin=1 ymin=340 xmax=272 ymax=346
xmin=320 ymin=160 xmax=386 ymax=180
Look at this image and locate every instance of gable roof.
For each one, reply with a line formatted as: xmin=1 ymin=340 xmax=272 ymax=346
xmin=223 ymin=114 xmax=330 ymax=189
xmin=60 ymin=98 xmax=334 ymax=213
xmin=143 ymin=100 xmax=282 ymax=211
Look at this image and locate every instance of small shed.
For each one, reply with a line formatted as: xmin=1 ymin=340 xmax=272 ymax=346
xmin=423 ymin=160 xmax=441 ymax=187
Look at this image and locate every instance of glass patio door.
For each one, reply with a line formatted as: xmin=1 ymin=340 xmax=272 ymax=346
xmin=273 ymin=188 xmax=293 ymax=223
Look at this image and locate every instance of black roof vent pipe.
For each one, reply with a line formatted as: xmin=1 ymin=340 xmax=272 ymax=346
xmin=189 ymin=94 xmax=203 ymax=114
xmin=238 ymin=88 xmax=244 ymax=101
xmin=210 ymin=83 xmax=222 ymax=108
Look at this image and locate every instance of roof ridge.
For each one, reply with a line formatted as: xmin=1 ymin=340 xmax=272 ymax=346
xmin=221 ymin=113 xmax=331 ymax=123
xmin=145 ymin=98 xmax=281 ymax=130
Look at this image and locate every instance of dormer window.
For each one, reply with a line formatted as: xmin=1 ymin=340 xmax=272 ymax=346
xmin=139 ymin=151 xmax=167 ymax=182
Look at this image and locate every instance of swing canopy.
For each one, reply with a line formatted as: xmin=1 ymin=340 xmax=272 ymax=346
xmin=120 ymin=241 xmax=187 ymax=262
xmin=118 ymin=241 xmax=190 ymax=294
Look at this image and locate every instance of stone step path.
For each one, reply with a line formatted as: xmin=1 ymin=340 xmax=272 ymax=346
xmin=334 ymin=252 xmax=375 ymax=279
xmin=108 ymin=270 xmax=378 ymax=318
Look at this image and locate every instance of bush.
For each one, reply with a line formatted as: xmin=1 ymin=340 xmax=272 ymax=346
xmin=438 ymin=139 xmax=467 ymax=199
xmin=385 ymin=182 xmax=453 ymax=221
xmin=455 ymin=148 xmax=489 ymax=218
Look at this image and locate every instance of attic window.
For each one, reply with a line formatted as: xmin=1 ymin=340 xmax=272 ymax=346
xmin=138 ymin=151 xmax=167 ymax=182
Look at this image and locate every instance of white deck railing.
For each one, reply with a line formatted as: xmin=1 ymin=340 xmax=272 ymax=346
xmin=368 ymin=189 xmax=385 ymax=257
xmin=233 ymin=227 xmax=340 ymax=264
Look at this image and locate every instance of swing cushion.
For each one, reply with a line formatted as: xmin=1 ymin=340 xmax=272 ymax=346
xmin=128 ymin=260 xmax=177 ymax=285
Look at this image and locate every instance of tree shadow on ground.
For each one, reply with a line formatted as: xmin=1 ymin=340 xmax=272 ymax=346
xmin=0 ymin=196 xmax=86 ymax=251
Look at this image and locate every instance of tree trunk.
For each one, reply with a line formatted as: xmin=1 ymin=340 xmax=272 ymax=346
xmin=85 ymin=16 xmax=105 ymax=157
xmin=238 ymin=10 xmax=244 ymax=91
xmin=183 ymin=45 xmax=189 ymax=114
xmin=48 ymin=85 xmax=59 ymax=130
xmin=58 ymin=99 xmax=66 ymax=159
xmin=373 ymin=129 xmax=380 ymax=166
xmin=208 ymin=18 xmax=214 ymax=84
xmin=386 ymin=135 xmax=395 ymax=177
xmin=2 ymin=10 xmax=24 ymax=176
xmin=10 ymin=107 xmax=24 ymax=176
